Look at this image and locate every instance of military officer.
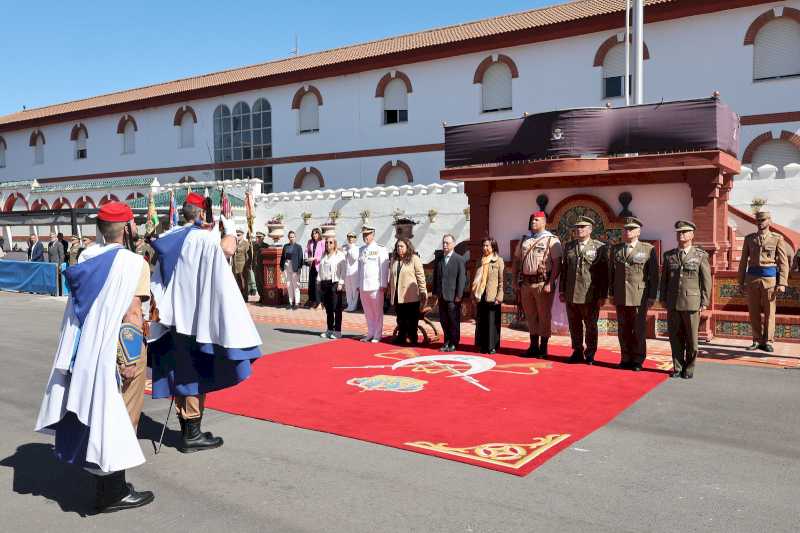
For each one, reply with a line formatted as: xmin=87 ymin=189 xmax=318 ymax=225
xmin=232 ymin=229 xmax=253 ymax=301
xmin=608 ymin=217 xmax=659 ymax=371
xmin=358 ymin=224 xmax=390 ymax=342
xmin=737 ymin=210 xmax=790 ymax=352
xmin=559 ymin=215 xmax=608 ymax=364
xmin=513 ymin=211 xmax=562 ymax=358
xmin=659 ymin=221 xmax=712 ymax=379
xmin=252 ymin=231 xmax=267 ymax=304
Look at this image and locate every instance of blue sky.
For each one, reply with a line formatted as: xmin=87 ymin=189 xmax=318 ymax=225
xmin=0 ymin=0 xmax=556 ymax=117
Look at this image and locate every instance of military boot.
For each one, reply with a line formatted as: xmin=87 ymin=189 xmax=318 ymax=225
xmin=179 ymin=415 xmax=224 ymax=453
xmin=525 ymin=335 xmax=540 ymax=358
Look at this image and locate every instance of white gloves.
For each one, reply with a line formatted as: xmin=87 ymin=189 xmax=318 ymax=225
xmin=220 ymin=214 xmax=237 ymax=237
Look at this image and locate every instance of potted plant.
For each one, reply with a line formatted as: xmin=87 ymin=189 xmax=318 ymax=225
xmin=427 ymin=208 xmax=438 ymax=223
xmin=393 ymin=216 xmax=417 ymax=240
xmin=267 ymin=214 xmax=285 ymax=243
xmin=360 ymin=209 xmax=371 ymax=225
xmin=328 ymin=210 xmax=341 ymax=223
xmin=267 ymin=213 xmax=284 ymax=228
xmin=301 ymin=212 xmax=312 ymax=225
xmin=392 ymin=208 xmax=405 ymax=222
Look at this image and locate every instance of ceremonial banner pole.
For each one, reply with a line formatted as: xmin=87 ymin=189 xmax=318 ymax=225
xmin=154 ymin=396 xmax=175 ymax=454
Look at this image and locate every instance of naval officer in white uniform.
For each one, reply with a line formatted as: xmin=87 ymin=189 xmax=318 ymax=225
xmin=357 ymin=224 xmax=390 ymax=342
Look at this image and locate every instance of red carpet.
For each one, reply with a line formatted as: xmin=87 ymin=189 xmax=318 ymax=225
xmin=205 ymin=339 xmax=667 ymax=476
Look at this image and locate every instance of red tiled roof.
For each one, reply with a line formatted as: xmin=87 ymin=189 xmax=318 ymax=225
xmin=0 ymin=0 xmax=679 ymax=128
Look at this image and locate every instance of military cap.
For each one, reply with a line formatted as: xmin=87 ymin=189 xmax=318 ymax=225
xmin=361 ymin=224 xmax=375 ymax=234
xmin=255 ymin=231 xmax=265 ymax=237
xmin=97 ymin=202 xmax=133 ymax=223
xmin=674 ymin=220 xmax=696 ymax=232
xmin=755 ymin=210 xmax=771 ymax=221
xmin=346 ymin=231 xmax=357 ymax=238
xmin=623 ymin=217 xmax=643 ymax=229
xmin=236 ymin=228 xmax=244 ymax=235
xmin=572 ymin=215 xmax=595 ymax=228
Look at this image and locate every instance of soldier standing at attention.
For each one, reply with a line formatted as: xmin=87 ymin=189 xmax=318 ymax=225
xmin=232 ymin=229 xmax=252 ymax=301
xmin=659 ymin=221 xmax=712 ymax=379
xmin=513 ymin=211 xmax=562 ymax=358
xmin=737 ymin=210 xmax=789 ymax=352
xmin=609 ymin=217 xmax=658 ymax=371
xmin=559 ymin=216 xmax=608 ymax=365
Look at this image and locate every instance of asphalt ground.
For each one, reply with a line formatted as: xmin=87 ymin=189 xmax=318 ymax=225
xmin=1 ymin=291 xmax=799 ymax=532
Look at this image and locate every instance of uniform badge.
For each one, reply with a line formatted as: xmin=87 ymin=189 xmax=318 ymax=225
xmin=117 ymin=323 xmax=143 ymax=366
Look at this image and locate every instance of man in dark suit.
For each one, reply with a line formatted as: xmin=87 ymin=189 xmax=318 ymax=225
xmin=433 ymin=234 xmax=466 ymax=352
xmin=28 ymin=234 xmax=44 ymax=262
xmin=47 ymin=233 xmax=65 ymax=265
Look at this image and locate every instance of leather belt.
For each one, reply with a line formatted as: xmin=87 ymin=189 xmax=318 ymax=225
xmin=521 ymin=274 xmax=547 ymax=283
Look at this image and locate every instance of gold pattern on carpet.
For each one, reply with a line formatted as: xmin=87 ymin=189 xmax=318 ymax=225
xmin=405 ymin=434 xmax=571 ymax=469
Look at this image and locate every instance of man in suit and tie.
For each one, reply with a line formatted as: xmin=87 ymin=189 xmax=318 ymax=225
xmin=609 ymin=217 xmax=659 ymax=371
xmin=28 ymin=234 xmax=44 ymax=262
xmin=433 ymin=234 xmax=466 ymax=352
xmin=47 ymin=232 xmax=65 ymax=265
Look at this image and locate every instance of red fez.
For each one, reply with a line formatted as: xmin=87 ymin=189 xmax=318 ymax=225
xmin=185 ymin=192 xmax=205 ymax=209
xmin=97 ymin=201 xmax=133 ymax=223
xmin=532 ymin=211 xmax=546 ymax=218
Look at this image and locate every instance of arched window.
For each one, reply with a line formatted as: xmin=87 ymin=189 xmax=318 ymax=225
xmin=383 ymin=79 xmax=408 ymax=124
xmin=377 ymin=161 xmax=413 ymax=185
xmin=31 ymin=199 xmax=49 ymax=211
xmin=298 ymin=93 xmax=320 ymax=133
xmin=293 ymin=167 xmax=324 ymax=190
xmin=252 ymin=98 xmax=272 ymax=159
xmin=99 ymin=194 xmax=119 ymax=206
xmin=0 ymin=136 xmax=6 ymax=168
xmin=232 ymin=102 xmax=251 ymax=161
xmin=751 ymin=139 xmax=800 ymax=178
xmin=213 ymin=105 xmax=232 ymax=163
xmin=74 ymin=196 xmax=96 ymax=209
xmin=602 ymin=44 xmax=629 ymax=99
xmin=72 ymin=124 xmax=88 ymax=159
xmin=30 ymin=130 xmax=45 ymax=165
xmin=52 ymin=197 xmax=71 ymax=210
xmin=178 ymin=175 xmax=196 ymax=183
xmin=117 ymin=115 xmax=137 ymax=155
xmin=753 ymin=17 xmax=800 ymax=80
xmin=474 ymin=55 xmax=517 ymax=113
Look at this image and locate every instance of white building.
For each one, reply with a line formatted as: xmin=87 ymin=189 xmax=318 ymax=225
xmin=1 ymin=0 xmax=799 ymax=231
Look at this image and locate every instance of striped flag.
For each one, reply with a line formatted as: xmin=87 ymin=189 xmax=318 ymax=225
xmin=146 ymin=191 xmax=159 ymax=233
xmin=220 ymin=188 xmax=232 ymax=219
xmin=168 ymin=190 xmax=179 ymax=228
xmin=245 ymin=189 xmax=255 ymax=238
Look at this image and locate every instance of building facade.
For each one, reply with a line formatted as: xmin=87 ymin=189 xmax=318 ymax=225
xmin=0 ymin=0 xmax=799 ymax=224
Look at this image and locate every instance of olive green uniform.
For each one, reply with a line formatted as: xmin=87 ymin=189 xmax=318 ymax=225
xmin=659 ymin=246 xmax=711 ymax=378
xmin=737 ymin=230 xmax=789 ymax=345
xmin=252 ymin=240 xmax=267 ymax=303
xmin=609 ymin=241 xmax=659 ymax=367
xmin=233 ymin=237 xmax=253 ymax=301
xmin=559 ymin=238 xmax=608 ymax=362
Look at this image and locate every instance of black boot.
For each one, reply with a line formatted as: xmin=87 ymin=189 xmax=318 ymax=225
xmin=525 ymin=335 xmax=540 ymax=358
xmin=95 ymin=471 xmax=154 ymax=513
xmin=539 ymin=337 xmax=550 ymax=359
xmin=179 ymin=415 xmax=224 ymax=453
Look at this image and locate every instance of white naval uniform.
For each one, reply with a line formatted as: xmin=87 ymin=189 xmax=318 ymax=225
xmin=343 ymin=243 xmax=360 ymax=311
xmin=358 ymin=241 xmax=390 ymax=340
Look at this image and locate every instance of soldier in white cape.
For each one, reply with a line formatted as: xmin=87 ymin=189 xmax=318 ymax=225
xmin=35 ymin=202 xmax=154 ymax=513
xmin=148 ymin=193 xmax=262 ymax=453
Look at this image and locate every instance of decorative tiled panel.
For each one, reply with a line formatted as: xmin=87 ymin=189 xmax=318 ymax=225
xmin=716 ymin=276 xmax=800 ymax=310
xmin=598 ymin=318 xmax=617 ymax=334
xmin=775 ymin=324 xmax=800 ymax=339
xmin=714 ymin=320 xmax=752 ymax=338
xmin=656 ymin=319 xmax=669 ymax=336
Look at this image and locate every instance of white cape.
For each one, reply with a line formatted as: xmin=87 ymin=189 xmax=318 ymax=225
xmin=35 ymin=244 xmax=146 ymax=473
xmin=149 ymin=227 xmax=261 ymax=349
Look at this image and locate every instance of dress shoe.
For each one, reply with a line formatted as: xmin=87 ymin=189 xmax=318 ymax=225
xmin=488 ymin=349 xmax=497 ymax=355
xmin=359 ymin=336 xmax=371 ymax=342
xmin=631 ymin=364 xmax=642 ymax=372
xmin=619 ymin=362 xmax=631 ymax=370
xmin=95 ymin=471 xmax=154 ymax=513
xmin=747 ymin=342 xmax=760 ymax=350
xmin=670 ymin=371 xmax=681 ymax=378
xmin=568 ymin=353 xmax=585 ymax=364
xmin=370 ymin=338 xmax=380 ymax=343
xmin=761 ymin=344 xmax=774 ymax=353
xmin=539 ymin=337 xmax=550 ymax=359
xmin=585 ymin=358 xmax=594 ymax=366
xmin=439 ymin=344 xmax=451 ymax=352
xmin=682 ymin=373 xmax=693 ymax=379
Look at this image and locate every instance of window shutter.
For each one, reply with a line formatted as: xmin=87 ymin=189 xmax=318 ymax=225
xmin=754 ymin=18 xmax=800 ymax=79
xmin=603 ymin=43 xmax=626 ymax=78
xmin=383 ymin=79 xmax=408 ymax=111
xmin=180 ymin=113 xmax=194 ymax=148
xmin=123 ymin=122 xmax=135 ymax=154
xmin=300 ymin=172 xmax=321 ymax=190
xmin=0 ymin=145 xmax=5 ymax=167
xmin=299 ymin=93 xmax=319 ymax=132
xmin=482 ymin=62 xmax=512 ymax=112
xmin=76 ymin=129 xmax=87 ymax=151
xmin=384 ymin=166 xmax=409 ymax=186
xmin=751 ymin=140 xmax=800 ymax=178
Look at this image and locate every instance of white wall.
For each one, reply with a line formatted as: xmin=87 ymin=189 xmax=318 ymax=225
xmin=490 ymin=183 xmax=693 ymax=259
xmin=730 ymin=176 xmax=800 ymax=230
xmin=0 ymin=1 xmax=798 ymax=195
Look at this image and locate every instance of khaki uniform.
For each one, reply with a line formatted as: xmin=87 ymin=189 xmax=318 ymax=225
xmin=67 ymin=242 xmax=82 ymax=265
xmin=514 ymin=233 xmax=562 ymax=337
xmin=119 ymin=258 xmax=150 ymax=430
xmin=737 ymin=231 xmax=789 ymax=344
xmin=609 ymin=241 xmax=659 ymax=366
xmin=560 ymin=239 xmax=608 ymax=361
xmin=233 ymin=238 xmax=253 ymax=301
xmin=659 ymin=246 xmax=711 ymax=377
